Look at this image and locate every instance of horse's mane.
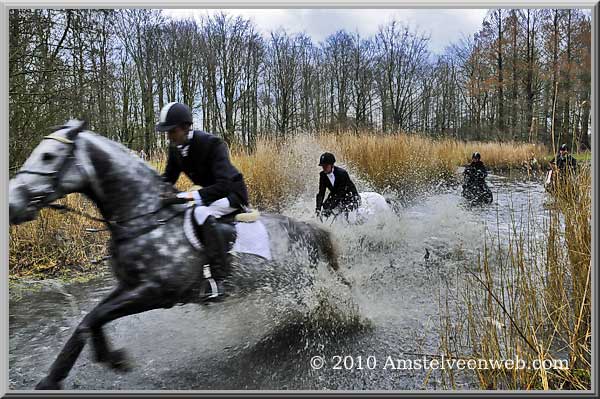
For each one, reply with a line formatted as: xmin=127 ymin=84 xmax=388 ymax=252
xmin=83 ymin=132 xmax=166 ymax=184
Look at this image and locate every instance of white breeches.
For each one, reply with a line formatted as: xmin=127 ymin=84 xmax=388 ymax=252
xmin=193 ymin=197 xmax=237 ymax=225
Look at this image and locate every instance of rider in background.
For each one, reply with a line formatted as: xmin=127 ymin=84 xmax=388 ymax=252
xmin=467 ymin=152 xmax=487 ymax=179
xmin=157 ymin=102 xmax=249 ymax=301
xmin=462 ymin=152 xmax=493 ymax=204
xmin=550 ymin=143 xmax=578 ymax=175
xmin=546 ymin=144 xmax=578 ymax=193
xmin=315 ymin=152 xmax=361 ymax=221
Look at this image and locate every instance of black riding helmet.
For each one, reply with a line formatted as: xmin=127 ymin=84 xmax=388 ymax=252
xmin=472 ymin=152 xmax=481 ymax=160
xmin=156 ymin=102 xmax=193 ymax=132
xmin=559 ymin=143 xmax=568 ymax=151
xmin=319 ymin=152 xmax=336 ymax=166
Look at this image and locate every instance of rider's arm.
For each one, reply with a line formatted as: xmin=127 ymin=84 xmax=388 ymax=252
xmin=197 ymin=138 xmax=237 ymax=205
xmin=316 ymin=174 xmax=326 ymax=212
xmin=162 ymin=146 xmax=181 ymax=185
xmin=344 ymin=171 xmax=360 ymax=201
xmin=480 ymin=164 xmax=488 ymax=178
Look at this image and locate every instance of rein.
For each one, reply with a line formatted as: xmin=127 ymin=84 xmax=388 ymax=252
xmin=46 ymin=198 xmax=187 ymax=242
xmin=48 ymin=196 xmax=185 ymax=226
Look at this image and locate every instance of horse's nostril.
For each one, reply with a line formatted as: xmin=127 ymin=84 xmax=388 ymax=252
xmin=9 ymin=180 xmax=30 ymax=222
xmin=9 ymin=200 xmax=21 ymax=225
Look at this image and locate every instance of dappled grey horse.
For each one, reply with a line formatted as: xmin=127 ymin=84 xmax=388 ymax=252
xmin=9 ymin=120 xmax=342 ymax=390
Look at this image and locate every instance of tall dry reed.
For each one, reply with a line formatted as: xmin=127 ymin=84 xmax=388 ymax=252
xmin=319 ymin=132 xmax=547 ymax=195
xmin=439 ymin=164 xmax=591 ymax=390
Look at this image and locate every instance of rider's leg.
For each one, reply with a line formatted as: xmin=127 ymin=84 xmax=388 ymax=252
xmin=193 ymin=198 xmax=237 ymax=300
xmin=193 ymin=198 xmax=237 ymax=224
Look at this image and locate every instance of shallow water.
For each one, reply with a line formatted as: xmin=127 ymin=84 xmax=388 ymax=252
xmin=8 ymin=167 xmax=550 ymax=391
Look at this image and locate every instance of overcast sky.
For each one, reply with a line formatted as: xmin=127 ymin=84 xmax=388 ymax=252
xmin=162 ymin=9 xmax=490 ymax=54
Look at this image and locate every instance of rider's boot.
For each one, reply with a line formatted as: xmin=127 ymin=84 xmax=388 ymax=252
xmin=199 ymin=215 xmax=229 ymax=302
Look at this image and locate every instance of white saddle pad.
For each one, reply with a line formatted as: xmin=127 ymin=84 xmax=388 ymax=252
xmin=184 ymin=208 xmax=272 ymax=260
xmin=346 ymin=192 xmax=392 ymax=224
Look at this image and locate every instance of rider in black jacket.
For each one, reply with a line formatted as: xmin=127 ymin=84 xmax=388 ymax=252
xmin=315 ymin=152 xmax=361 ymax=220
xmin=550 ymin=143 xmax=578 ymax=175
xmin=157 ymin=102 xmax=249 ymax=301
xmin=467 ymin=152 xmax=487 ymax=180
xmin=462 ymin=152 xmax=493 ymax=204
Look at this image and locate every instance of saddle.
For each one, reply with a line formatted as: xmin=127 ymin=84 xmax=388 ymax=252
xmin=186 ymin=206 xmax=262 ymax=251
xmin=191 ymin=209 xmax=239 ymax=251
xmin=182 ymin=204 xmax=272 ymax=260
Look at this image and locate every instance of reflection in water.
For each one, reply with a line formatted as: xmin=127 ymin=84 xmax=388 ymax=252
xmin=9 ymin=169 xmax=549 ymax=390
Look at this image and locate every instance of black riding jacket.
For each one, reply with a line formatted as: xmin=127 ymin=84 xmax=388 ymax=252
xmin=465 ymin=160 xmax=487 ymax=178
xmin=463 ymin=161 xmax=489 ymax=189
xmin=162 ymin=131 xmax=249 ymax=208
xmin=316 ymin=166 xmax=360 ymax=212
xmin=550 ymin=154 xmax=578 ymax=174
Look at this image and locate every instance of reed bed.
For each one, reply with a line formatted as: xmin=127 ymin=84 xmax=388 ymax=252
xmin=319 ymin=132 xmax=547 ymax=195
xmin=230 ymin=140 xmax=305 ymax=212
xmin=439 ymin=164 xmax=591 ymax=390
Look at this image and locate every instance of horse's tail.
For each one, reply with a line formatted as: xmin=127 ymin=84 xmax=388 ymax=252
xmin=309 ymin=223 xmax=339 ymax=271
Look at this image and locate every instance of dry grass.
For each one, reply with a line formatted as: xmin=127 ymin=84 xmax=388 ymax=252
xmin=9 ymin=194 xmax=108 ymax=280
xmin=230 ymin=140 xmax=304 ymax=212
xmin=319 ymin=132 xmax=547 ymax=195
xmin=439 ymin=164 xmax=591 ymax=390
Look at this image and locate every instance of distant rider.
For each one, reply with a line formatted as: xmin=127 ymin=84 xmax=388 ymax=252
xmin=462 ymin=152 xmax=493 ymax=204
xmin=315 ymin=152 xmax=361 ymax=220
xmin=550 ymin=143 xmax=578 ymax=175
xmin=466 ymin=152 xmax=487 ymax=180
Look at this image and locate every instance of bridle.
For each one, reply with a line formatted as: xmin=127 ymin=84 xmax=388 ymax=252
xmin=15 ymin=133 xmax=78 ymax=206
xmin=14 ymin=129 xmax=185 ymax=243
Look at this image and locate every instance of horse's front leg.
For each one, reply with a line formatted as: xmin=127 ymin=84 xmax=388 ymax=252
xmin=91 ymin=326 xmax=131 ymax=372
xmin=35 ymin=282 xmax=163 ymax=390
xmin=90 ymin=285 xmax=131 ymax=371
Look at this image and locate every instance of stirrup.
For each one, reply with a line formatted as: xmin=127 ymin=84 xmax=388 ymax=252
xmin=199 ymin=277 xmax=226 ymax=303
xmin=199 ymin=265 xmax=225 ymax=302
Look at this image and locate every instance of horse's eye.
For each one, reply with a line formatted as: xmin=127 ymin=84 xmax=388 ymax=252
xmin=42 ymin=152 xmax=56 ymax=162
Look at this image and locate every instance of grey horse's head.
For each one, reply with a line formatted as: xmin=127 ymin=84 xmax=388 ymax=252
xmin=9 ymin=120 xmax=90 ymax=225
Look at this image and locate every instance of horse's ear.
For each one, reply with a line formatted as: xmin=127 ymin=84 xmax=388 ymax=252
xmin=64 ymin=119 xmax=88 ymax=140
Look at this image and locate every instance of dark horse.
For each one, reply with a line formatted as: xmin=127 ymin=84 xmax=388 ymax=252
xmin=9 ymin=120 xmax=342 ymax=390
xmin=461 ymin=166 xmax=493 ymax=205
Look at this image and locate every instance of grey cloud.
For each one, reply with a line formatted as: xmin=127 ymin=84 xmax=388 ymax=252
xmin=164 ymin=8 xmax=490 ymax=54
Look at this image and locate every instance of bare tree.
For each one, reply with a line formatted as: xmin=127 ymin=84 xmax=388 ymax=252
xmin=374 ymin=21 xmax=430 ymax=132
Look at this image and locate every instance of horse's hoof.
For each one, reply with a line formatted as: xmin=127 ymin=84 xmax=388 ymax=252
xmin=35 ymin=377 xmax=62 ymax=390
xmin=107 ymin=349 xmax=132 ymax=372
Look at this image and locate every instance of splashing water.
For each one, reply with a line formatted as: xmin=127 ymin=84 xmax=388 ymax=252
xmin=9 ymin=137 xmax=549 ymax=390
